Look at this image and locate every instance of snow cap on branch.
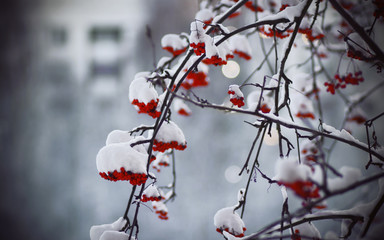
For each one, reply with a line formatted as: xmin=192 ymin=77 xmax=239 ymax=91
xmin=90 ymin=217 xmax=127 ymax=240
xmin=327 ymin=166 xmax=362 ymax=192
xmin=203 ymin=36 xmax=233 ymax=66
xmin=274 ymin=157 xmax=311 ymax=183
xmin=99 ymin=231 xmax=135 ymax=240
xmin=214 ymin=206 xmax=246 ymax=238
xmin=189 ymin=21 xmax=209 ymax=56
xmin=161 ymin=34 xmax=188 ymax=56
xmin=141 ymin=183 xmax=162 ymax=202
xmin=152 ymin=201 xmax=169 ymax=220
xmin=322 ymin=122 xmax=365 ymax=146
xmin=176 ymin=55 xmax=210 ymax=89
xmin=96 ymin=141 xmax=148 ymax=185
xmin=105 ymin=130 xmax=149 ymax=158
xmin=106 ymin=130 xmax=132 ymax=145
xmin=129 ymin=75 xmax=161 ymax=118
xmin=228 ymin=84 xmax=245 ymax=108
xmin=151 ymin=121 xmax=187 ymax=152
xmin=195 ymin=8 xmax=214 ymax=25
xmin=259 ymin=0 xmax=306 ymax=22
xmin=274 ymin=157 xmax=320 ymax=199
xmin=128 ymin=136 xmax=150 ymax=154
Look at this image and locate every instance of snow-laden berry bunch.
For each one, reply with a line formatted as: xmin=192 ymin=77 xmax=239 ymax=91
xmin=91 ymin=0 xmax=384 ymax=239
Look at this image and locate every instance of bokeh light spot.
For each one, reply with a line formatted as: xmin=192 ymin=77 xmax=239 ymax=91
xmin=222 ymin=60 xmax=240 ymax=79
xmin=224 ymin=165 xmax=242 ymax=183
xmin=263 ymin=128 xmax=279 ymax=146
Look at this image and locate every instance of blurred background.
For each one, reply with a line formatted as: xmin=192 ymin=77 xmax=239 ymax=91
xmin=1 ymin=0 xmax=383 ymax=239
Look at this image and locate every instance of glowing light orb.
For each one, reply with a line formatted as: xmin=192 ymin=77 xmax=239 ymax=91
xmin=222 ymin=60 xmax=240 ymax=79
xmin=263 ymin=128 xmax=279 ymax=146
xmin=225 ymin=165 xmax=242 ymax=183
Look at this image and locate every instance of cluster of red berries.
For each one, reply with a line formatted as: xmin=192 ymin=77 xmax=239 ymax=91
xmin=291 ymin=229 xmax=302 ymax=240
xmin=259 ymin=104 xmax=271 ymax=113
xmin=347 ymin=114 xmax=366 ymax=124
xmin=216 ymin=227 xmax=247 ymax=238
xmin=324 ymin=71 xmax=364 ymax=94
xmin=347 ymin=49 xmax=368 ymax=61
xmin=152 ymin=165 xmax=161 ymax=172
xmin=181 ymin=71 xmax=209 ymax=89
xmin=304 ymin=87 xmax=320 ymax=100
xmin=301 ymin=147 xmax=319 ymax=162
xmin=99 ymin=167 xmax=148 ymax=185
xmin=203 ymin=19 xmax=213 ymax=29
xmin=153 ymin=139 xmax=187 ymax=152
xmin=162 ymin=46 xmax=187 ymax=57
xmin=317 ymin=52 xmax=327 ymax=58
xmin=158 ymin=161 xmax=170 ymax=167
xmin=340 ymin=0 xmax=354 ymax=10
xmin=153 ymin=206 xmax=168 ymax=220
xmin=259 ymin=26 xmax=293 ymax=39
xmin=298 ymin=28 xmax=325 ymax=41
xmin=324 ymin=82 xmax=336 ymax=94
xmin=301 ymin=146 xmax=319 ymax=162
xmin=152 ymin=160 xmax=170 ymax=172
xmin=296 ymin=110 xmax=315 ymax=120
xmin=190 ymin=42 xmax=205 ymax=56
xmin=233 ymin=50 xmax=251 ymax=60
xmin=336 ymin=71 xmax=364 ymax=86
xmin=244 ymin=1 xmax=264 ymax=12
xmin=141 ymin=194 xmax=162 ymax=202
xmin=280 ymin=4 xmax=289 ymax=11
xmin=279 ymin=180 xmax=320 ymax=199
xmin=202 ymin=55 xmax=229 ymax=66
xmin=228 ymin=90 xmax=245 ymax=107
xmin=131 ymin=99 xmax=161 ymax=118
xmin=178 ymin=108 xmax=191 ymax=116
xmin=228 ymin=11 xmax=241 ymax=19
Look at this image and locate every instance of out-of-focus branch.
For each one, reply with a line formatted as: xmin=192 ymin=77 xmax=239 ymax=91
xmin=244 ymin=172 xmax=384 ymax=239
xmin=171 ymin=92 xmax=384 ymax=162
xmin=328 ymin=0 xmax=384 ymax=63
xmin=361 ymin=191 xmax=384 ymax=237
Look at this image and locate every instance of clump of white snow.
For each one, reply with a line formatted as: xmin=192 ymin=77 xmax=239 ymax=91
xmin=214 ymin=206 xmax=246 ymax=237
xmin=129 ymin=76 xmax=159 ymax=105
xmin=106 ymin=130 xmax=132 ymax=145
xmin=90 ymin=217 xmax=127 ymax=240
xmin=327 ymin=166 xmax=362 ymax=192
xmin=274 ymin=157 xmax=312 ymax=183
xmin=154 ymin=121 xmax=186 ymax=147
xmin=99 ymin=231 xmax=135 ymax=240
xmin=96 ymin=142 xmax=148 ymax=174
xmin=161 ymin=34 xmax=188 ymax=52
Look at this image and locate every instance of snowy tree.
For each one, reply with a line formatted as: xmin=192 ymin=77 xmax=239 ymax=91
xmin=91 ymin=0 xmax=384 ymax=239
